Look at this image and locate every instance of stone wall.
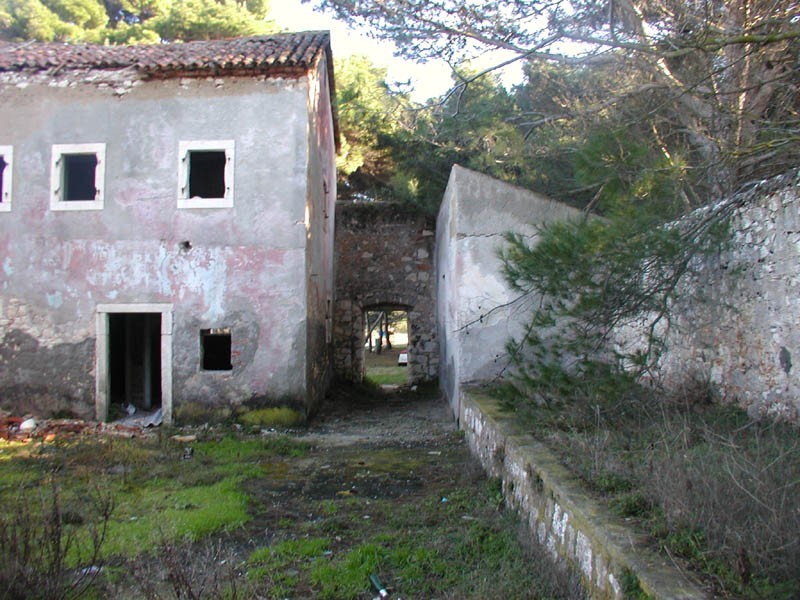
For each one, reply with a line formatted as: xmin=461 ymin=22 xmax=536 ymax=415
xmin=646 ymin=173 xmax=800 ymax=420
xmin=333 ymin=202 xmax=438 ymax=383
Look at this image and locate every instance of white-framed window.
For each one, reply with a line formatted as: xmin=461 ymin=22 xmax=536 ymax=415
xmin=50 ymin=143 xmax=106 ymax=211
xmin=0 ymin=145 xmax=12 ymax=212
xmin=178 ymin=140 xmax=234 ymax=209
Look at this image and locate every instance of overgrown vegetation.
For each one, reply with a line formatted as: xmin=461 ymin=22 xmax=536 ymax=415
xmin=244 ymin=477 xmax=582 ymax=599
xmin=0 ymin=0 xmax=277 ymax=44
xmin=0 ymin=481 xmax=111 ymax=599
xmin=498 ymin=197 xmax=733 ymax=405
xmin=0 ymin=401 xmax=581 ymax=599
xmin=0 ymin=431 xmax=306 ymax=597
xmin=322 ymin=0 xmax=800 ymax=211
xmin=497 ymin=382 xmax=800 ymax=598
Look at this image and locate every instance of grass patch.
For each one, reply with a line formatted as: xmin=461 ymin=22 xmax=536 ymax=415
xmin=100 ymin=476 xmax=250 ymax=558
xmin=238 ymin=407 xmax=305 ymax=428
xmin=365 ymin=366 xmax=408 ymax=386
xmin=0 ymin=431 xmax=296 ymax=565
xmin=245 ymin=477 xmax=582 ymax=599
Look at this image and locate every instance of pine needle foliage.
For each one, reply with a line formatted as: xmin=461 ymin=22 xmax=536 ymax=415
xmin=500 ymin=202 xmax=732 ymax=406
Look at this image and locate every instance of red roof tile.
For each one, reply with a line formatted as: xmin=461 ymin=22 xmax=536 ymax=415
xmin=0 ymin=31 xmax=331 ymax=78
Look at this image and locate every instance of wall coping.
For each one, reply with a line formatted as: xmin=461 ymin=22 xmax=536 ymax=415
xmin=460 ymin=389 xmax=709 ymax=599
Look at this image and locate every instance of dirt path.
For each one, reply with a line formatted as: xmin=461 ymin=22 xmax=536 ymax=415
xmin=226 ymin=385 xmax=583 ymax=599
xmin=303 ymin=385 xmax=457 ymax=446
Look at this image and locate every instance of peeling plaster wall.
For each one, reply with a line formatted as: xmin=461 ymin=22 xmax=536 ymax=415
xmin=644 ymin=176 xmax=800 ymax=421
xmin=304 ymin=56 xmax=337 ymax=416
xmin=0 ymin=71 xmax=330 ymax=420
xmin=435 ymin=166 xmax=581 ymax=417
xmin=333 ymin=203 xmax=437 ymax=384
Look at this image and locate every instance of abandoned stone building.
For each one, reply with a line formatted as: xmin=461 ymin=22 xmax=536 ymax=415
xmin=2 ymin=31 xmax=797 ymax=429
xmin=0 ymin=32 xmax=338 ymax=424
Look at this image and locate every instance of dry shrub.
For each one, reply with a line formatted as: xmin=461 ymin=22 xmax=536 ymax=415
xmin=647 ymin=416 xmax=800 ymax=591
xmin=132 ymin=536 xmax=257 ymax=599
xmin=512 ymin=375 xmax=800 ymax=596
xmin=0 ymin=481 xmax=112 ymax=600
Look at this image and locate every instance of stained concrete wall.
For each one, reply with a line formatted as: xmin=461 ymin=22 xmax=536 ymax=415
xmin=333 ymin=202 xmax=437 ymax=384
xmin=304 ymin=57 xmax=338 ymax=416
xmin=642 ymin=174 xmax=800 ymax=421
xmin=0 ymin=64 xmax=336 ymax=422
xmin=436 ymin=165 xmax=581 ymax=417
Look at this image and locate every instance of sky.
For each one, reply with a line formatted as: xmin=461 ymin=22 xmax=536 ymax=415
xmin=270 ymin=0 xmax=459 ymax=101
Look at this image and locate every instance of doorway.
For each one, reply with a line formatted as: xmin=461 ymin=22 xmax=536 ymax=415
xmin=109 ymin=313 xmax=161 ymax=412
xmin=364 ymin=308 xmax=410 ymax=386
xmin=95 ymin=303 xmax=173 ymax=424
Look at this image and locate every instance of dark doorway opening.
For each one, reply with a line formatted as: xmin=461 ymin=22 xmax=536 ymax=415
xmin=364 ymin=308 xmax=410 ymax=386
xmin=109 ymin=313 xmax=162 ymax=414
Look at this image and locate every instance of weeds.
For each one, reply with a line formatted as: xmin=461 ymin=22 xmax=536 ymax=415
xmin=133 ymin=537 xmax=254 ymax=600
xmin=245 ymin=476 xmax=583 ymax=600
xmin=238 ymin=407 xmax=305 ymax=429
xmin=1 ymin=393 xmax=584 ymax=599
xmin=0 ymin=480 xmax=112 ymax=600
xmin=501 ymin=384 xmax=800 ymax=598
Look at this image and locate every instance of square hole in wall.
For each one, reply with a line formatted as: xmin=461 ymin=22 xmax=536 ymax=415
xmin=188 ymin=150 xmax=226 ymax=198
xmin=0 ymin=145 xmax=11 ymax=211
xmin=201 ymin=328 xmax=232 ymax=371
xmin=63 ymin=154 xmax=98 ymax=200
xmin=178 ymin=140 xmax=234 ymax=208
xmin=50 ymin=143 xmax=105 ymax=211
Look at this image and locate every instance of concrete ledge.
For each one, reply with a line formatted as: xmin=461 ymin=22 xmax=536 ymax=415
xmin=460 ymin=389 xmax=708 ymax=599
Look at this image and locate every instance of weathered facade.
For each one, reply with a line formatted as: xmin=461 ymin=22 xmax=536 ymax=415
xmin=334 ymin=202 xmax=438 ymax=384
xmin=436 ymin=166 xmax=580 ymax=418
xmin=643 ymin=173 xmax=800 ymax=421
xmin=0 ymin=33 xmax=338 ymax=423
xmin=438 ymin=165 xmax=800 ymax=423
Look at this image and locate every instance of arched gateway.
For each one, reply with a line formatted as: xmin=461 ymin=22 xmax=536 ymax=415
xmin=333 ymin=203 xmax=438 ymax=384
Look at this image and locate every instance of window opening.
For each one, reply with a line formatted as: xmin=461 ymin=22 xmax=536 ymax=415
xmin=0 ymin=145 xmax=12 ymax=211
xmin=108 ymin=313 xmax=162 ymax=416
xmin=178 ymin=140 xmax=234 ymax=208
xmin=63 ymin=153 xmax=98 ymax=201
xmin=0 ymin=155 xmax=6 ymax=202
xmin=51 ymin=143 xmax=105 ymax=210
xmin=364 ymin=308 xmax=409 ymax=386
xmin=188 ymin=150 xmax=226 ymax=198
xmin=201 ymin=328 xmax=232 ymax=371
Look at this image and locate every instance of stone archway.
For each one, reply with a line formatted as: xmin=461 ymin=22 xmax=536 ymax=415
xmin=333 ymin=203 xmax=438 ymax=384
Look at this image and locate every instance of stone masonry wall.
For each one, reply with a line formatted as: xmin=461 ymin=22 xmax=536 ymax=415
xmin=334 ymin=202 xmax=438 ymax=383
xmin=647 ymin=174 xmax=800 ymax=421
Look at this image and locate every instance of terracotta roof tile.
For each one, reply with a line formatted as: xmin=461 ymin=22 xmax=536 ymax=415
xmin=0 ymin=31 xmax=331 ymax=77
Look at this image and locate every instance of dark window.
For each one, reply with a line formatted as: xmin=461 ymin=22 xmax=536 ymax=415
xmin=0 ymin=155 xmax=5 ymax=201
xmin=201 ymin=328 xmax=232 ymax=371
xmin=188 ymin=150 xmax=226 ymax=198
xmin=63 ymin=153 xmax=98 ymax=201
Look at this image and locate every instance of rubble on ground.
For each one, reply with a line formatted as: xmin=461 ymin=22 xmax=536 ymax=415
xmin=0 ymin=412 xmax=152 ymax=442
